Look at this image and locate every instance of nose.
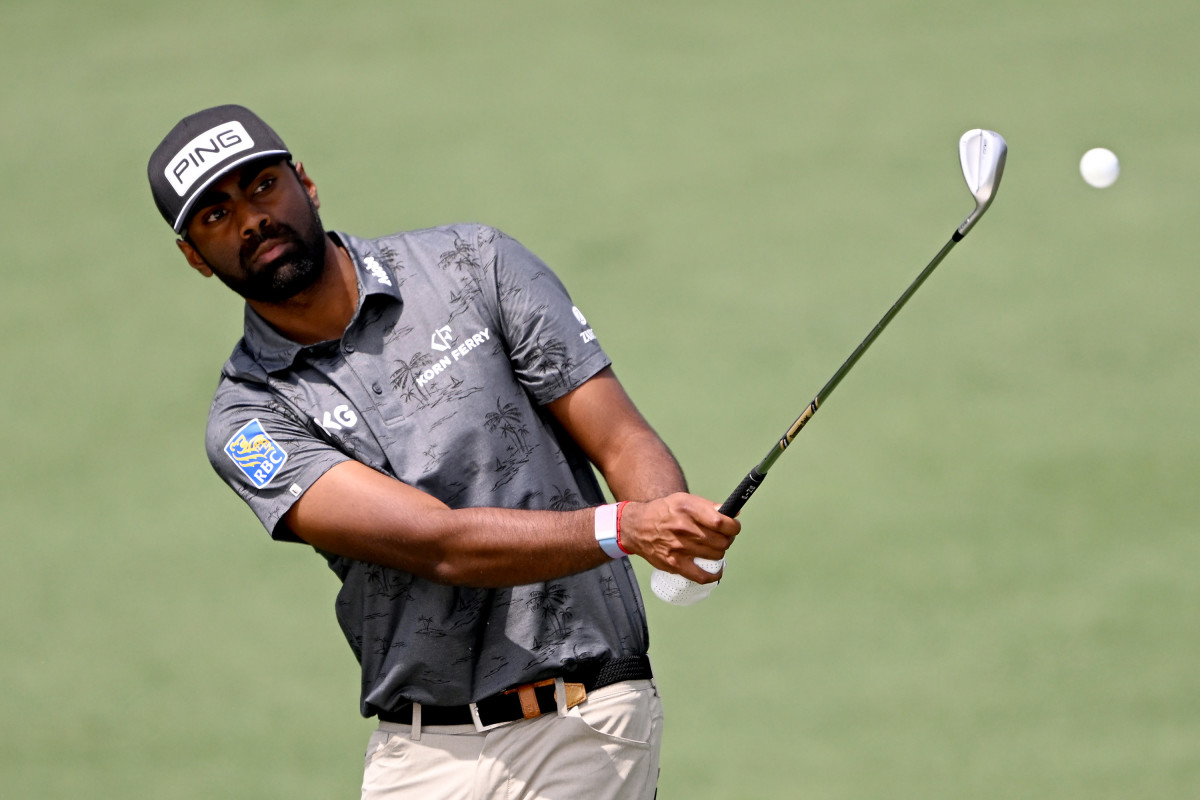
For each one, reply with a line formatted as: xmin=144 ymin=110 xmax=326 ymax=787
xmin=237 ymin=201 xmax=272 ymax=240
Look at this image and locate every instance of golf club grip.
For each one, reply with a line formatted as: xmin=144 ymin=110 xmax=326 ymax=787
xmin=720 ymin=468 xmax=767 ymax=518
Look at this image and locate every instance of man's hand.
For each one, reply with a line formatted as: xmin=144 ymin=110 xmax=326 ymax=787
xmin=617 ymin=493 xmax=740 ymax=583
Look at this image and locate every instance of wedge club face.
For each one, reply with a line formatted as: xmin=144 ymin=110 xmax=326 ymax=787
xmin=956 ymin=129 xmax=1008 ymax=237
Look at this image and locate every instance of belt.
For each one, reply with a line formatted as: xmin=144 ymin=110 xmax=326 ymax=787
xmin=377 ymin=654 xmax=652 ymax=730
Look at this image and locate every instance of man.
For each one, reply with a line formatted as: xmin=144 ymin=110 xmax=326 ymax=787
xmin=148 ymin=105 xmax=739 ymax=799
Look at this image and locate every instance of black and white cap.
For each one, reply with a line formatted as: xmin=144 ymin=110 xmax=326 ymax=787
xmin=148 ymin=105 xmax=291 ymax=233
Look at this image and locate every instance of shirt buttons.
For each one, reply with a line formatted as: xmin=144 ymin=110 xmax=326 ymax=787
xmin=371 ymin=382 xmax=383 ymax=395
xmin=343 ymin=343 xmax=356 ymax=354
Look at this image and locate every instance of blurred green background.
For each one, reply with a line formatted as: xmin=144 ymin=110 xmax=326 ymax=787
xmin=3 ymin=1 xmax=1198 ymax=797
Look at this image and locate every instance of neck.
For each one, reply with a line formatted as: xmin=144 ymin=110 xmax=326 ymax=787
xmin=246 ymin=236 xmax=358 ymax=345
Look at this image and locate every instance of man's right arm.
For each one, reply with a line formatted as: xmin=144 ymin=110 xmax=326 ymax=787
xmin=282 ymin=461 xmax=738 ymax=587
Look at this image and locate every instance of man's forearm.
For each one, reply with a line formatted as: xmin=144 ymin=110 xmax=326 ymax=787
xmin=288 ymin=460 xmax=737 ymax=588
xmin=600 ymin=428 xmax=689 ymax=502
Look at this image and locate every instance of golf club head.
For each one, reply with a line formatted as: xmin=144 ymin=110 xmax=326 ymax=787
xmin=956 ymin=129 xmax=1007 ymax=237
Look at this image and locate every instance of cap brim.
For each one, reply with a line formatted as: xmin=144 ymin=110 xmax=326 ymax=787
xmin=171 ymin=149 xmax=291 ymax=233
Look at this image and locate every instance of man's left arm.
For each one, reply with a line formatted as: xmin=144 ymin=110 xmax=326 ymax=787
xmin=485 ymin=227 xmax=734 ymax=570
xmin=547 ymin=366 xmax=738 ymax=578
xmin=546 ymin=366 xmax=686 ymax=502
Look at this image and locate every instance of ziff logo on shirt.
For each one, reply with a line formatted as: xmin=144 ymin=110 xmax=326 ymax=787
xmin=573 ymin=306 xmax=597 ymax=344
xmin=224 ymin=419 xmax=288 ymax=489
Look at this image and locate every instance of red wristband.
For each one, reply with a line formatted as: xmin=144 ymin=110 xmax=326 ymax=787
xmin=615 ymin=501 xmax=631 ymax=555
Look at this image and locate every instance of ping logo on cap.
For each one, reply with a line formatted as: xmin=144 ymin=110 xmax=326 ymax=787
xmin=224 ymin=418 xmax=288 ymax=489
xmin=166 ymin=121 xmax=255 ymax=197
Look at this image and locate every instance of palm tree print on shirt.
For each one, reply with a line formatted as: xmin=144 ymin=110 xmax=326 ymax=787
xmin=390 ymin=352 xmax=434 ymax=404
xmin=484 ymin=398 xmax=537 ymax=490
xmin=548 ymin=485 xmax=582 ymax=511
xmin=392 ymin=353 xmax=483 ymax=411
xmin=365 ymin=567 xmax=417 ymax=603
xmin=527 ymin=335 xmax=575 ymax=395
xmin=524 ymin=584 xmax=576 ymax=667
xmin=377 ymin=244 xmax=409 ymax=288
xmin=438 ymin=235 xmax=487 ymax=293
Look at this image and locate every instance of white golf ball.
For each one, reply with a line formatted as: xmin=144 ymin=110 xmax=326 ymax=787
xmin=1080 ymin=147 xmax=1120 ymax=188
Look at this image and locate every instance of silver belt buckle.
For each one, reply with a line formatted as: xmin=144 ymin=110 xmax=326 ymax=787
xmin=469 ymin=700 xmax=512 ymax=733
xmin=469 ymin=677 xmax=570 ymax=732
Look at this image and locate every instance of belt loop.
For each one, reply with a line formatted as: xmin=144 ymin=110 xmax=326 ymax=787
xmin=410 ymin=702 xmax=422 ymax=741
xmin=554 ymin=677 xmax=567 ymax=717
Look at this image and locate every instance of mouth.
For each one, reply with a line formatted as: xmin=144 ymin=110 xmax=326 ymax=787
xmin=249 ymin=237 xmax=293 ymax=269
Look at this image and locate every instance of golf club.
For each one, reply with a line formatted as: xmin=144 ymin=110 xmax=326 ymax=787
xmin=652 ymin=129 xmax=1008 ymax=605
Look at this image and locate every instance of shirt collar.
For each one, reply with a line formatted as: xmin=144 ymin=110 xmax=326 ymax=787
xmin=238 ymin=231 xmax=404 ymax=374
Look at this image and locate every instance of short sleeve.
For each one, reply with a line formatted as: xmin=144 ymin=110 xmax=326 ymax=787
xmin=484 ymin=228 xmax=612 ymax=404
xmin=206 ymin=383 xmax=350 ymax=541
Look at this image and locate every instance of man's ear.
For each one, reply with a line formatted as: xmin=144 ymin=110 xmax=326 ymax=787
xmin=294 ymin=161 xmax=320 ymax=209
xmin=176 ymin=237 xmax=214 ymax=277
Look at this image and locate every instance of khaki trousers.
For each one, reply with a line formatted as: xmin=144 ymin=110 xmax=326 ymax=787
xmin=361 ymin=679 xmax=663 ymax=800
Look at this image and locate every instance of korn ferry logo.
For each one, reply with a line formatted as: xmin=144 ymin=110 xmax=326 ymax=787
xmin=417 ymin=324 xmax=492 ymax=387
xmin=431 ymin=326 xmax=455 ymax=352
xmin=224 ymin=419 xmax=288 ymax=489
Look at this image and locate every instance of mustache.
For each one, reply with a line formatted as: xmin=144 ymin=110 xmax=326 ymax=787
xmin=240 ymin=221 xmax=299 ymax=264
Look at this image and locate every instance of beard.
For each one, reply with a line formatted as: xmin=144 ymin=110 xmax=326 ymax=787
xmin=209 ymin=195 xmax=329 ymax=303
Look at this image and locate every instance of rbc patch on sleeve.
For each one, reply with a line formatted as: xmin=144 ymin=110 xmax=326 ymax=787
xmin=224 ymin=419 xmax=289 ymax=489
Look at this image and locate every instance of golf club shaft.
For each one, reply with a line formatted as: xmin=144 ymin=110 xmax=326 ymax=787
xmin=718 ymin=229 xmax=965 ymax=518
xmin=648 ymin=129 xmax=1005 ymax=605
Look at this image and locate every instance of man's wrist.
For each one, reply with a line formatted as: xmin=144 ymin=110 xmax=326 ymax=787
xmin=594 ymin=502 xmax=631 ymax=559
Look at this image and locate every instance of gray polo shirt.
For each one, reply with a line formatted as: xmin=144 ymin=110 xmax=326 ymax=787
xmin=205 ymin=224 xmax=649 ymax=714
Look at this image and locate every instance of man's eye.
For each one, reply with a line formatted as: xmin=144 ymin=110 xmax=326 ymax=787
xmin=254 ymin=176 xmax=276 ymax=195
xmin=202 ymin=207 xmax=227 ymax=224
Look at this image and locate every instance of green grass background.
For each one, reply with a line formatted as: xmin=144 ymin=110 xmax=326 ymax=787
xmin=3 ymin=1 xmax=1198 ymax=797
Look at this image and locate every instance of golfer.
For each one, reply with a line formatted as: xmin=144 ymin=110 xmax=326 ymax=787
xmin=148 ymin=105 xmax=739 ymax=799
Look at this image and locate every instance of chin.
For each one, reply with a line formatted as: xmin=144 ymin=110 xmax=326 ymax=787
xmin=265 ymin=258 xmax=324 ymax=301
